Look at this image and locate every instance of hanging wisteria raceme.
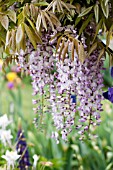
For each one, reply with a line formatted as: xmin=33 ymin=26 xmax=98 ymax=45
xmin=50 ymin=28 xmax=105 ymax=141
xmin=51 ymin=54 xmax=77 ymax=142
xmin=29 ymin=28 xmax=55 ymax=129
xmin=74 ymin=49 xmax=104 ymax=140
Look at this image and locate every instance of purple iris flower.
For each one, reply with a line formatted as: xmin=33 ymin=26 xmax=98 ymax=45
xmin=103 ymin=87 xmax=113 ymax=103
xmin=16 ymin=129 xmax=31 ymax=169
xmin=110 ymin=67 xmax=113 ymax=78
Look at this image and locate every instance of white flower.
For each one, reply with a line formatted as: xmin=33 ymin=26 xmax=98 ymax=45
xmin=0 ymin=114 xmax=12 ymax=129
xmin=1 ymin=150 xmax=20 ymax=170
xmin=0 ymin=129 xmax=13 ymax=146
xmin=33 ymin=154 xmax=40 ymax=168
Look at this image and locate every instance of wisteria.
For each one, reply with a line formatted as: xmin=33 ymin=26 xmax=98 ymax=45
xmin=16 ymin=25 xmax=105 ymax=142
xmin=74 ymin=50 xmax=104 ymax=140
xmin=50 ymin=56 xmax=77 ymax=142
xmin=29 ymin=29 xmax=55 ymax=128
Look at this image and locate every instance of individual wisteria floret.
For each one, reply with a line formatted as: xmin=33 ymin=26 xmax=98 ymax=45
xmin=16 ymin=128 xmax=31 ymax=170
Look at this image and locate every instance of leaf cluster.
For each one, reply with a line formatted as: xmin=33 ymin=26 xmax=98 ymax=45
xmin=0 ymin=0 xmax=113 ymax=68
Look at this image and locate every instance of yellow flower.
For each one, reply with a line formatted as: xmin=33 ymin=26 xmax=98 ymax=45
xmin=0 ymin=59 xmax=3 ymax=65
xmin=6 ymin=72 xmax=17 ymax=82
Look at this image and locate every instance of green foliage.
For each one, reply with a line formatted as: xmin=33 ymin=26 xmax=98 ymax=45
xmin=0 ymin=0 xmax=112 ymax=67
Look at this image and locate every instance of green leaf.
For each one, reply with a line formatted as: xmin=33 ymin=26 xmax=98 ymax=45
xmin=24 ymin=23 xmax=37 ymax=49
xmin=75 ymin=17 xmax=81 ymax=27
xmin=7 ymin=10 xmax=16 ymax=23
xmin=40 ymin=11 xmax=47 ymax=31
xmin=106 ymin=24 xmax=113 ymax=48
xmin=17 ymin=11 xmax=25 ymax=25
xmin=79 ymin=13 xmax=93 ymax=36
xmin=0 ymin=15 xmax=9 ymax=30
xmin=43 ymin=11 xmax=54 ymax=31
xmin=105 ymin=0 xmax=109 ymax=6
xmin=110 ymin=55 xmax=113 ymax=67
xmin=97 ymin=48 xmax=105 ymax=63
xmin=16 ymin=24 xmax=24 ymax=44
xmin=26 ymin=17 xmax=42 ymax=44
xmin=78 ymin=6 xmax=93 ymax=17
xmin=23 ymin=4 xmax=30 ymax=17
xmin=93 ymin=18 xmax=103 ymax=42
xmin=36 ymin=13 xmax=42 ymax=32
xmin=86 ymin=0 xmax=90 ymax=4
xmin=88 ymin=42 xmax=97 ymax=56
xmin=94 ymin=4 xmax=99 ymax=23
xmin=101 ymin=0 xmax=109 ymax=18
xmin=35 ymin=2 xmax=49 ymax=6
xmin=78 ymin=42 xmax=86 ymax=63
xmin=6 ymin=30 xmax=11 ymax=47
xmin=26 ymin=17 xmax=36 ymax=31
xmin=62 ymin=41 xmax=68 ymax=62
xmin=10 ymin=29 xmax=16 ymax=51
xmin=0 ymin=30 xmax=6 ymax=43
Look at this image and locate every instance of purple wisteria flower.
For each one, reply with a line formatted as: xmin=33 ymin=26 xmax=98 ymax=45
xmin=74 ymin=50 xmax=104 ymax=139
xmin=29 ymin=28 xmax=55 ymax=128
xmin=103 ymin=87 xmax=113 ymax=103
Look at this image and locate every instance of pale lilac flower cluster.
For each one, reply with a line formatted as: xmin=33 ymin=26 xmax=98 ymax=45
xmin=29 ymin=30 xmax=55 ymax=128
xmin=50 ymin=27 xmax=104 ymax=141
xmin=74 ymin=50 xmax=104 ymax=140
xmin=50 ymin=56 xmax=77 ymax=142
